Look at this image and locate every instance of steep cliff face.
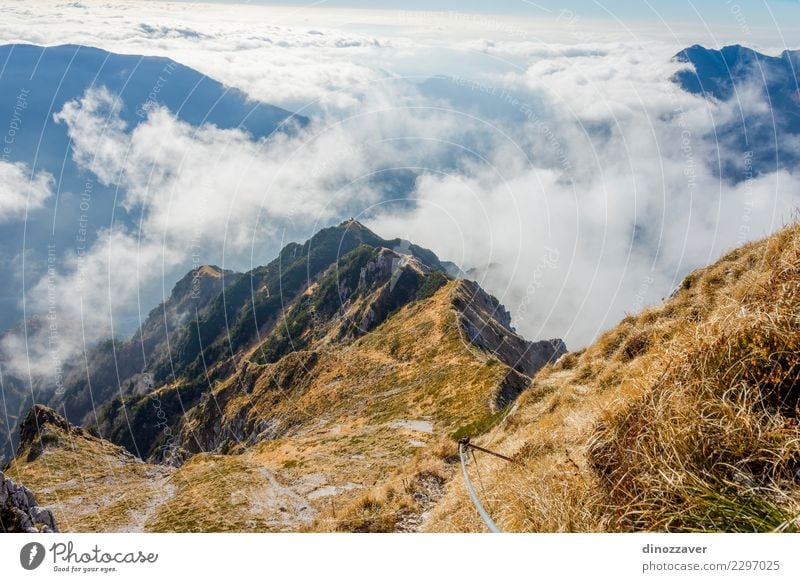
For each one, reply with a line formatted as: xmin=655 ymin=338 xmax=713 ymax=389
xmin=451 ymin=279 xmax=566 ymax=407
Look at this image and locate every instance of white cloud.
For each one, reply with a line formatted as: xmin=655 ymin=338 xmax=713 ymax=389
xmin=368 ymin=45 xmax=799 ymax=344
xmin=1 ymin=0 xmax=798 ymax=387
xmin=0 ymin=229 xmax=178 ymax=380
xmin=52 ymin=83 xmax=475 ymax=253
xmin=0 ymin=160 xmax=54 ymax=221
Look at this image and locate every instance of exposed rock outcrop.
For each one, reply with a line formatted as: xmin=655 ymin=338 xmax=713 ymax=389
xmin=0 ymin=470 xmax=58 ymax=532
xmin=453 ymin=279 xmax=566 ymax=378
xmin=345 ymin=248 xmax=435 ymax=339
xmin=18 ymin=404 xmax=87 ymax=462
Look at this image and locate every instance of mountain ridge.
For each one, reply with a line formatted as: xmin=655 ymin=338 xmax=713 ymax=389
xmin=672 ymin=43 xmax=800 ymax=177
xmin=4 ymin=220 xmax=566 ymax=530
xmin=7 ymin=216 xmax=800 ymax=532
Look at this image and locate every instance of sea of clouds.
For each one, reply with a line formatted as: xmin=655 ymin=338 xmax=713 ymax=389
xmin=0 ymin=0 xmax=798 ymax=385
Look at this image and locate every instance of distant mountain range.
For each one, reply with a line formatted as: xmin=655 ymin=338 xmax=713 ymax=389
xmin=0 ymin=43 xmax=305 ymax=332
xmin=673 ymin=44 xmax=800 ymax=178
xmin=418 ymin=45 xmax=800 ymax=182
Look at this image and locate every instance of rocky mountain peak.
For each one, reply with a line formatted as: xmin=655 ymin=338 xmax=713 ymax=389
xmin=17 ymin=405 xmax=86 ymax=463
xmin=339 ymin=218 xmax=371 ymax=232
xmin=18 ymin=404 xmax=77 ymax=445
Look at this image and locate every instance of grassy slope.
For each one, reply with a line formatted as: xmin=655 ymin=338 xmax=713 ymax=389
xmin=426 ymin=223 xmax=800 ymax=532
xmin=6 ymin=420 xmax=174 ymax=532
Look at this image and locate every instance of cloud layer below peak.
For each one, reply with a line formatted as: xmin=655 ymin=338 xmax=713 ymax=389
xmin=0 ymin=0 xmax=798 ymax=390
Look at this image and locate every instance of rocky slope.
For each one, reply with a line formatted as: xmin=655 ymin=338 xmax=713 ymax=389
xmin=1 ymin=405 xmax=60 ymax=532
xmin=4 ymin=221 xmax=564 ymax=532
xmin=7 ymin=405 xmax=173 ymax=532
xmin=1 ymin=467 xmax=58 ymax=533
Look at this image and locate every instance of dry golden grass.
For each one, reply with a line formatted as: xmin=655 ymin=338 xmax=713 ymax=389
xmin=308 ymin=436 xmax=457 ymax=532
xmin=427 ymin=223 xmax=800 ymax=532
xmin=590 ymin=225 xmax=800 ymax=532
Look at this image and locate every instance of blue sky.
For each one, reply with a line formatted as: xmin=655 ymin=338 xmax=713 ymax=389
xmin=188 ymin=0 xmax=800 ymax=31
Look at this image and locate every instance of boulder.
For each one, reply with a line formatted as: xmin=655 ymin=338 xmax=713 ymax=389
xmin=0 ymin=470 xmax=58 ymax=533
